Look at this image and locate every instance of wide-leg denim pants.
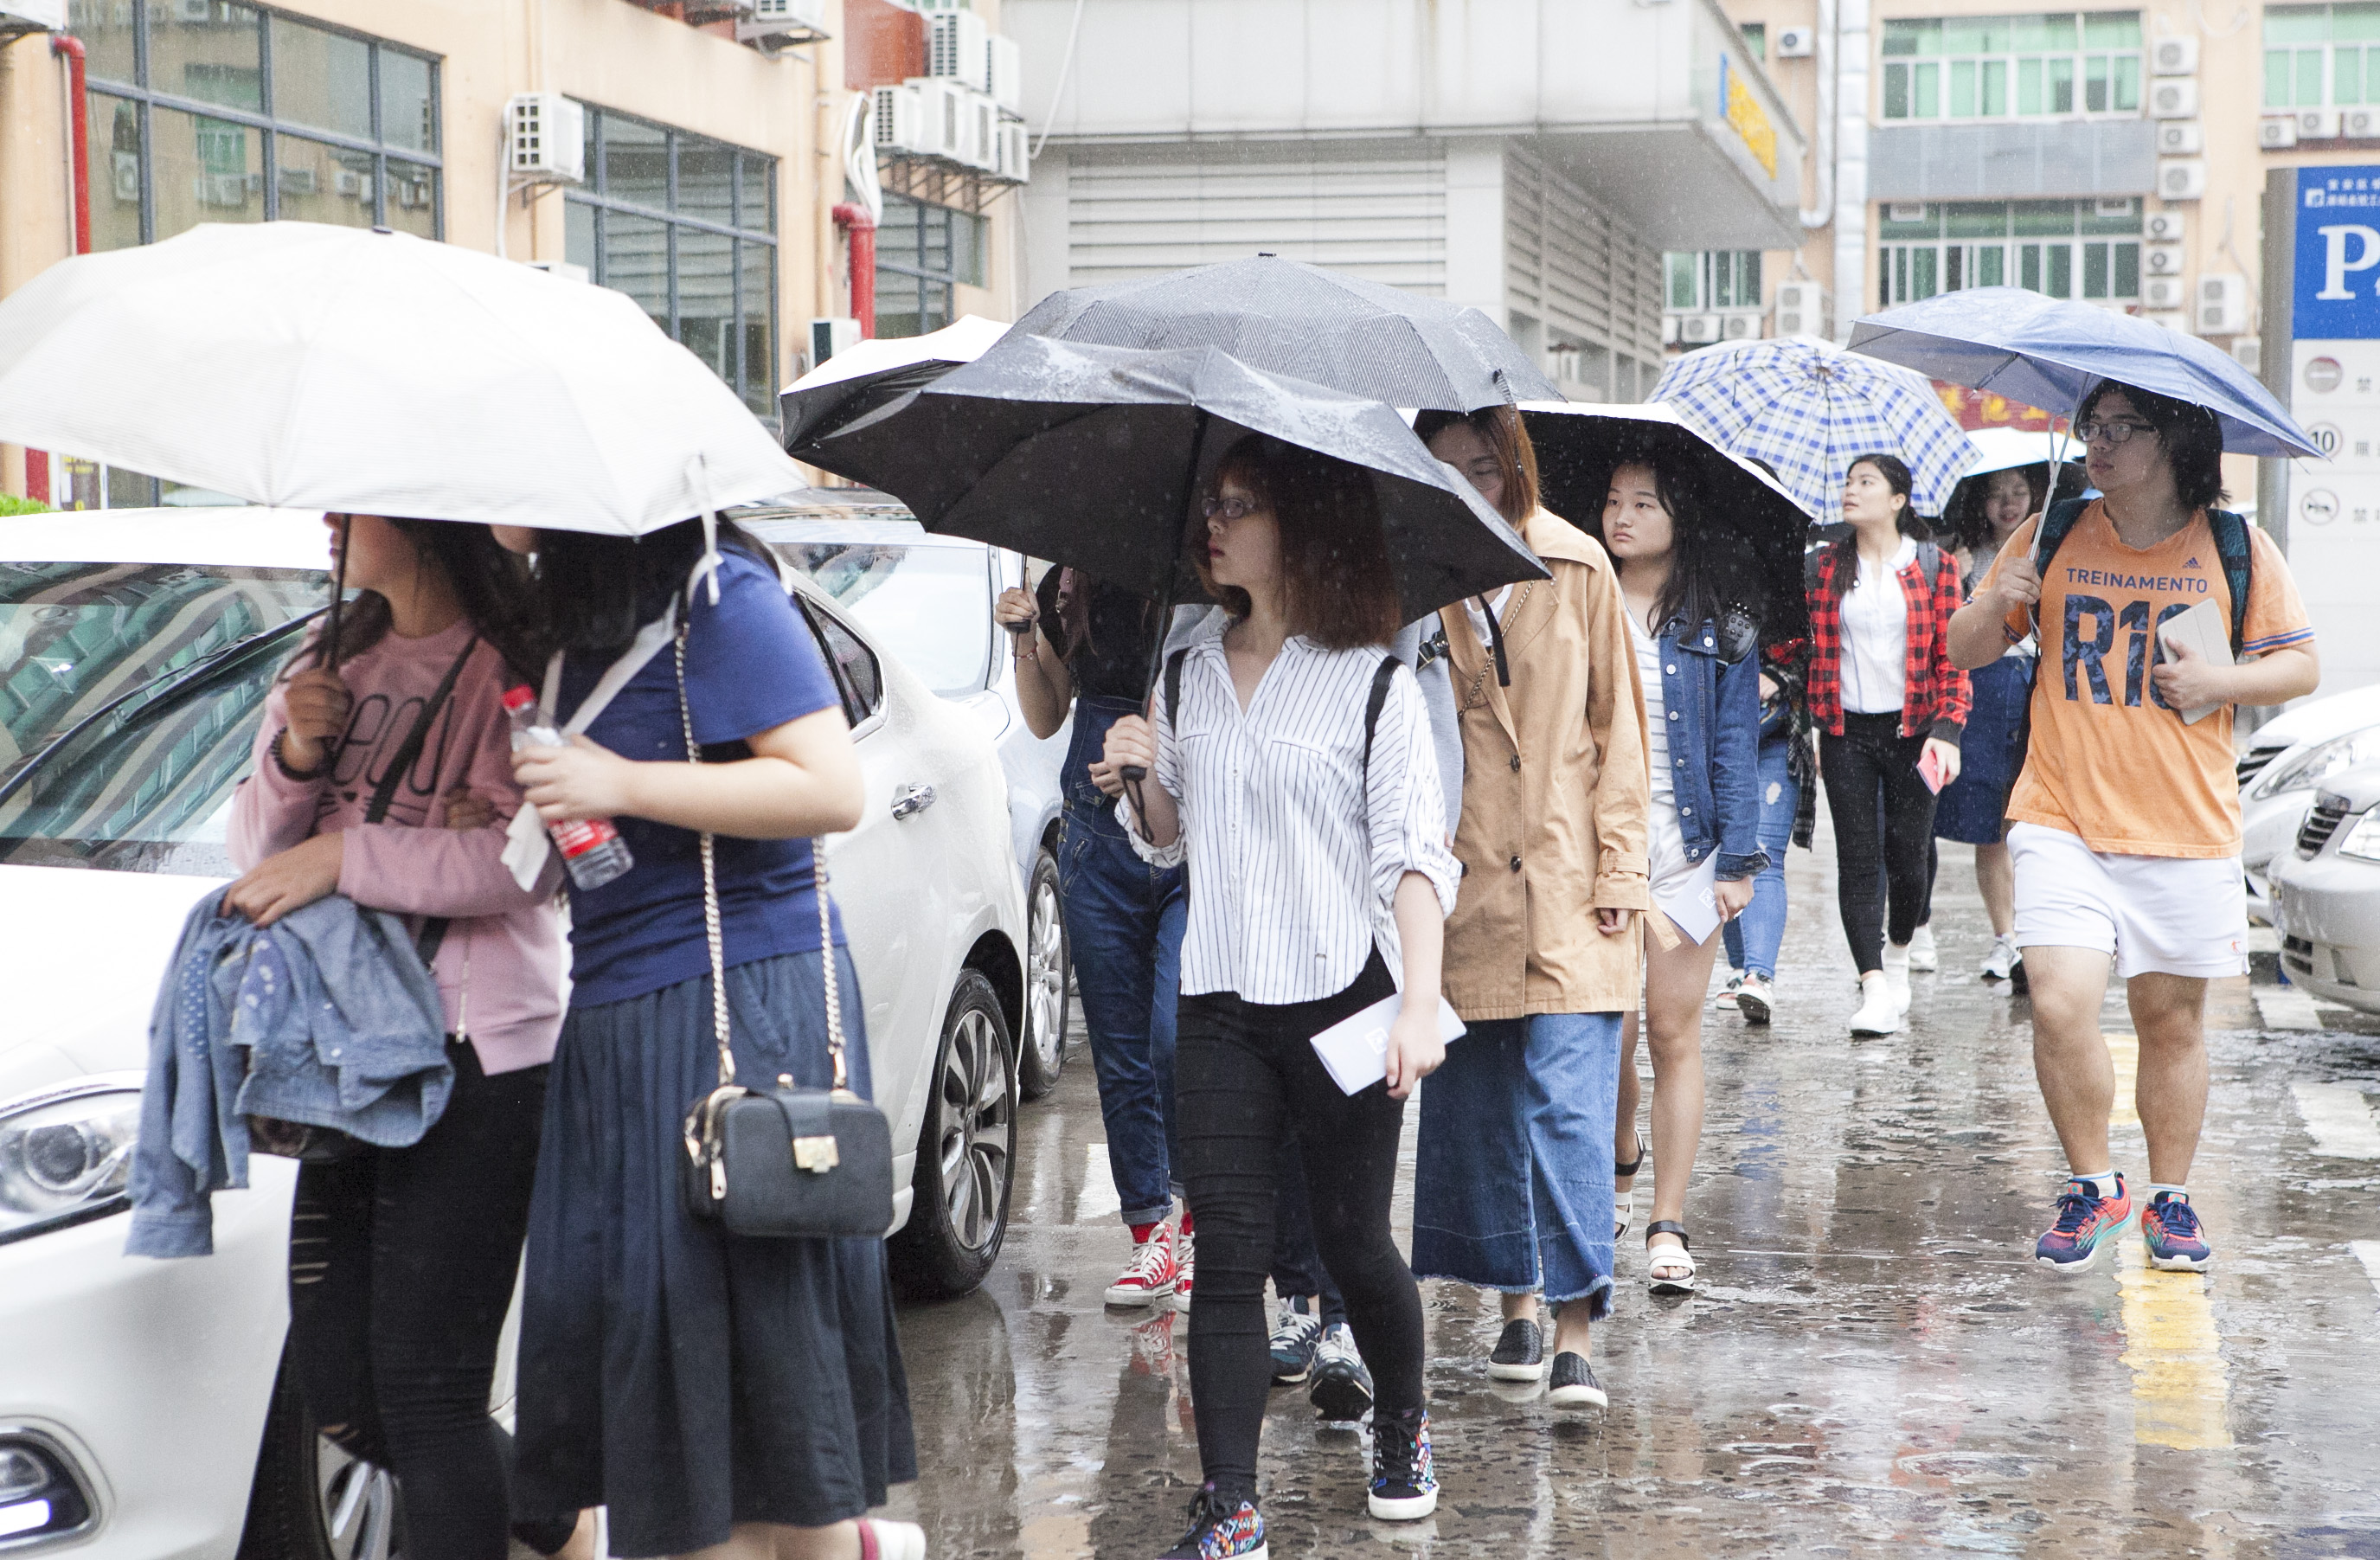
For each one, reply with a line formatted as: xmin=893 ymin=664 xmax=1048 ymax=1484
xmin=1412 ymin=1012 xmax=1621 ymax=1316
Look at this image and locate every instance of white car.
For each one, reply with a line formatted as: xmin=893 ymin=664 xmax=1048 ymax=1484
xmin=2237 ymin=684 xmax=2380 ymax=921
xmin=2270 ymin=758 xmax=2380 ymax=1014
xmin=0 ymin=508 xmax=1026 ymax=1558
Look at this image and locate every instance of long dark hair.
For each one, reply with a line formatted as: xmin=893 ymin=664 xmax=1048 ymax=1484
xmin=1196 ymin=434 xmax=1402 ymax=650
xmin=320 ymin=517 xmax=546 ymax=683
xmin=1411 ymin=405 xmax=1542 ymax=524
xmin=1581 ymin=451 xmax=1767 ymax=632
xmin=1830 ymin=453 xmax=1928 ymax=574
xmin=531 ymin=517 xmax=765 ymax=655
xmin=2076 ymin=379 xmax=2229 ymax=508
xmin=1941 ymin=461 xmax=2072 ymax=554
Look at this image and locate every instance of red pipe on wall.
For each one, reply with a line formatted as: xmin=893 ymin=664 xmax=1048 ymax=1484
xmin=52 ymin=35 xmax=89 ymax=257
xmin=832 ymin=202 xmax=876 ymax=340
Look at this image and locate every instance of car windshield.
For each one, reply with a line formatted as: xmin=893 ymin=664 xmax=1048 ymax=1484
xmin=777 ymin=542 xmax=991 ymax=697
xmin=0 ymin=562 xmax=326 ymax=875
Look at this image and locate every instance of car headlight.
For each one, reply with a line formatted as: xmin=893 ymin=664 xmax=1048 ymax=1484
xmin=2254 ymin=724 xmax=2380 ymax=800
xmin=2339 ymin=809 xmax=2380 ymax=864
xmin=0 ymin=1084 xmax=140 ymax=1245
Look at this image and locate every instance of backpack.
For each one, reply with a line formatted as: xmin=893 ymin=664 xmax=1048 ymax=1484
xmin=1164 ymin=647 xmax=1402 ymax=783
xmin=2030 ymin=497 xmax=2255 ymax=653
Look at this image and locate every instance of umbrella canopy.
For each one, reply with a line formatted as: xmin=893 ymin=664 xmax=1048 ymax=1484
xmin=1652 ymin=336 xmax=1978 ymax=517
xmin=0 ymin=221 xmax=803 ymax=536
xmin=1010 ymin=255 xmax=1561 ymax=413
xmin=1517 ymin=401 xmax=1819 ymax=643
xmin=779 ymin=314 xmax=1009 ymax=453
xmin=1846 ymin=288 xmax=2319 ymax=459
xmin=1961 ymin=425 xmax=2076 ymax=476
xmin=805 ymin=334 xmax=1549 ymax=622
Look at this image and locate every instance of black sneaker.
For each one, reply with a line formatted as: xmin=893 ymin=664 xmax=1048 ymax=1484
xmin=1545 ymin=1351 xmax=1607 ymax=1409
xmin=1307 ymin=1322 xmax=1374 ymax=1422
xmin=1486 ymin=1316 xmax=1544 ymax=1381
xmin=1157 ymin=1485 xmax=1267 ymax=1559
xmin=1267 ymin=1302 xmax=1322 ymax=1385
xmin=1366 ymin=1408 xmax=1438 ymax=1520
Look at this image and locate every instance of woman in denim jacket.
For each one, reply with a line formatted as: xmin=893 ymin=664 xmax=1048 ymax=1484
xmin=1596 ymin=458 xmax=1767 ymax=1294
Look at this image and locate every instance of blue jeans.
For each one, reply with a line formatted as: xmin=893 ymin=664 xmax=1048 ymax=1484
xmin=1059 ymin=698 xmax=1189 ymax=1229
xmin=1722 ymin=735 xmax=1798 ymax=981
xmin=1411 ymin=1012 xmax=1620 ymax=1315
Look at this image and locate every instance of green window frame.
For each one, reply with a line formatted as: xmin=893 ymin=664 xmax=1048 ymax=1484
xmin=1882 ymin=11 xmax=2142 ymax=121
xmin=1661 ymin=250 xmax=1764 ymax=312
xmin=2264 ymin=3 xmax=2380 ymax=108
xmin=1878 ymin=199 xmax=2140 ymax=307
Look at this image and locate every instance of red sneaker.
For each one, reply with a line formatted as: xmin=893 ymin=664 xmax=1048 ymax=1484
xmin=1105 ymin=1223 xmax=1179 ymax=1306
xmin=1172 ymin=1228 xmax=1196 ymax=1313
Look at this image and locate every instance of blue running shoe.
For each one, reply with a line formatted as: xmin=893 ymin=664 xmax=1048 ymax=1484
xmin=2034 ymin=1175 xmax=2133 ymax=1272
xmin=1368 ymin=1409 xmax=1437 ymax=1519
xmin=1158 ymin=1486 xmax=1265 ymax=1559
xmin=2141 ymin=1191 xmax=2212 ymax=1272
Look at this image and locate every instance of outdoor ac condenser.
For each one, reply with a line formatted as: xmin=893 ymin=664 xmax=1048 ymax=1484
xmin=873 ymin=85 xmax=926 ymax=155
xmin=2145 ymin=209 xmax=2187 ymax=243
xmin=1721 ymin=313 xmax=1761 ymax=342
xmin=1774 ymin=282 xmax=1829 ymax=338
xmin=906 ymin=78 xmax=965 ymax=160
xmin=987 ymin=33 xmax=1023 ymax=116
xmin=2144 ymin=276 xmax=2190 ymax=311
xmin=2261 ymin=116 xmax=2301 ymax=150
xmin=507 ymin=93 xmax=586 ymax=183
xmin=2145 ymin=243 xmax=2186 ymax=277
xmin=929 ymin=10 xmax=991 ymax=93
xmin=2152 ymin=35 xmax=2199 ymax=74
xmin=996 ymin=121 xmax=1031 ymax=183
xmin=2157 ymin=121 xmax=2204 ymax=156
xmin=2197 ymin=275 xmax=2251 ymax=337
xmin=2298 ymin=107 xmax=2343 ymax=140
xmin=1773 ymin=25 xmax=1815 ymax=55
xmin=2151 ymin=80 xmax=2200 ymax=118
xmin=2158 ymin=159 xmax=2208 ymax=202
xmin=2346 ymin=107 xmax=2380 ymax=140
xmin=737 ymin=0 xmax=830 ymax=45
xmin=964 ymin=92 xmax=998 ymax=170
xmin=1681 ymin=315 xmax=1722 ymax=345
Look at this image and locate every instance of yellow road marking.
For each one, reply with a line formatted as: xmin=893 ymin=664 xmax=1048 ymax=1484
xmin=2107 ymin=1028 xmax=2139 ymax=1127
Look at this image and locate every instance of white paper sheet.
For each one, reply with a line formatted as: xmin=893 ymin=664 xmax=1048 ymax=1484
xmin=1652 ymin=853 xmax=1722 ymax=946
xmin=1309 ymin=993 xmax=1467 ymax=1096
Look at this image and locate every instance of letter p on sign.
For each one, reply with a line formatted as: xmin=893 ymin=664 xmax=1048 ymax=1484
xmin=2319 ymin=224 xmax=2380 ymax=299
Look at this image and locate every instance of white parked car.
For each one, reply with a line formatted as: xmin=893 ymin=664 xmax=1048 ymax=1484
xmin=0 ymin=507 xmax=1026 ymax=1559
xmin=738 ymin=495 xmax=1075 ymax=1100
xmin=2237 ymin=684 xmax=2380 ymax=921
xmin=2270 ymin=758 xmax=2380 ymax=1014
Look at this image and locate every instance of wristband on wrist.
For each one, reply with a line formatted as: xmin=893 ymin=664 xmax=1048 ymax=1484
xmin=271 ymin=728 xmax=328 ymax=781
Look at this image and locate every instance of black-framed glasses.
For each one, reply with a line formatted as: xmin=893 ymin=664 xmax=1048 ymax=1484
xmin=2074 ymin=419 xmax=2155 ymax=446
xmin=1201 ymin=496 xmax=1261 ymax=521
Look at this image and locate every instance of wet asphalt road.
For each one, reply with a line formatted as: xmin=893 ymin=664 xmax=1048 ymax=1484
xmin=878 ymin=836 xmax=2380 ymax=1558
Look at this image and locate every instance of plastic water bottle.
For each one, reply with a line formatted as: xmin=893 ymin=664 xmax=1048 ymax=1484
xmin=502 ymin=686 xmax=635 ymax=890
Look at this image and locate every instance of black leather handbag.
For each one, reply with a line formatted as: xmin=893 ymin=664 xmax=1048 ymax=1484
xmin=671 ymin=613 xmax=896 ymax=1239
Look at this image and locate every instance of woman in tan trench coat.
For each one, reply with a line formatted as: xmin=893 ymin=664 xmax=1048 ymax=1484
xmin=1409 ymin=406 xmax=1652 ymax=1411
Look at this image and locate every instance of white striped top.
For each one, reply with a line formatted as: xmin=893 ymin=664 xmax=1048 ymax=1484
xmin=1122 ymin=613 xmax=1461 ymax=1004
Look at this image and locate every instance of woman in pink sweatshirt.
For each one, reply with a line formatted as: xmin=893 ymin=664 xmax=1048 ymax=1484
xmin=222 ymin=511 xmax=566 ymax=1560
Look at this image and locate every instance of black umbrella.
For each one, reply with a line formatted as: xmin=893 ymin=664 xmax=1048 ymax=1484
xmin=807 ymin=334 xmax=1549 ymax=625
xmin=1010 ymin=256 xmax=1561 ymax=413
xmin=1519 ymin=401 xmax=1819 ymax=644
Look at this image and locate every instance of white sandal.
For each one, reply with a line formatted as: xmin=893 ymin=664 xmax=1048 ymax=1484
xmin=1614 ymin=1132 xmax=1646 ymax=1242
xmin=1645 ymin=1222 xmax=1697 ymax=1294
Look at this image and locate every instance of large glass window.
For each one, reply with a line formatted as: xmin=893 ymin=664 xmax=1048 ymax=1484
xmin=563 ymin=105 xmax=779 ymax=420
xmin=876 ymin=194 xmax=987 ymax=339
xmin=1665 ymin=251 xmax=1763 ymax=311
xmin=1882 ymin=12 xmax=2142 ymax=120
xmin=2266 ymin=3 xmax=2380 ymax=107
xmin=1878 ymin=199 xmax=2140 ymax=306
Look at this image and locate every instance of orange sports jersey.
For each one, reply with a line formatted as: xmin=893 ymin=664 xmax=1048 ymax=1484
xmin=1981 ymin=502 xmax=2313 ymax=859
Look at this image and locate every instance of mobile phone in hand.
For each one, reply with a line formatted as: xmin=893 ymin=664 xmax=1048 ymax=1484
xmin=1916 ymin=745 xmax=1947 ymax=794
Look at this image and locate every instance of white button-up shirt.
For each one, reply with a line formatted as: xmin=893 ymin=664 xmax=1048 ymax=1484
xmin=1122 ymin=615 xmax=1461 ymax=1004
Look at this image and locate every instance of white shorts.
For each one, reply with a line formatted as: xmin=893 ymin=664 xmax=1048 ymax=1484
xmin=2006 ymin=822 xmax=2248 ymax=979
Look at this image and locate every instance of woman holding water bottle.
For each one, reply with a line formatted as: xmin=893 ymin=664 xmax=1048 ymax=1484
xmin=499 ymin=518 xmax=923 ymax=1560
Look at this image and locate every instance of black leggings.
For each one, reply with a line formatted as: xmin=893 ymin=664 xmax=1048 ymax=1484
xmin=1175 ymin=953 xmax=1421 ymax=1501
xmin=1821 ymin=711 xmax=1941 ymax=975
xmin=287 ymin=1041 xmax=548 ymax=1560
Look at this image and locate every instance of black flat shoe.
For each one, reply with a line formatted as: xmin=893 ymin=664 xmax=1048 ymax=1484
xmin=1545 ymin=1351 xmax=1607 ymax=1409
xmin=1486 ymin=1317 xmax=1544 ymax=1381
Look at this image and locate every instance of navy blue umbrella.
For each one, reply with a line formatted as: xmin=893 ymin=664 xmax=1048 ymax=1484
xmin=1845 ymin=287 xmax=2320 ymax=458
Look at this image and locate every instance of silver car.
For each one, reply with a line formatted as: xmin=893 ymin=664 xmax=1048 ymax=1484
xmin=2239 ymin=685 xmax=2380 ymax=921
xmin=2270 ymin=758 xmax=2380 ymax=1013
xmin=739 ymin=496 xmax=1076 ymax=1100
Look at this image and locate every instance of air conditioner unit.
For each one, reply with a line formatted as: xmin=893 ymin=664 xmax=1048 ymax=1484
xmin=1888 ymin=201 xmax=1926 ymax=222
xmin=2158 ymin=120 xmax=2204 ymax=155
xmin=2144 ymin=275 xmax=2190 ymax=310
xmin=996 ymin=119 xmax=1031 ymax=183
xmin=735 ymin=0 xmax=830 ymax=45
xmin=909 ymin=77 xmax=970 ymax=159
xmin=2232 ymin=337 xmax=2262 ymax=372
xmin=2145 ymin=209 xmax=2188 ymax=243
xmin=2152 ymin=35 xmax=2199 ymax=74
xmin=392 ymin=167 xmax=433 ymax=209
xmin=174 ymin=0 xmax=217 ymax=22
xmin=2197 ymin=273 xmax=2252 ymax=335
xmin=2151 ymin=79 xmax=2200 ymax=118
xmin=2261 ymin=115 xmax=2301 ymax=149
xmin=1774 ymin=281 xmax=1830 ymax=337
xmin=333 ymin=167 xmax=371 ymax=199
xmin=2159 ymin=158 xmax=2208 ymax=201
xmin=2299 ymin=107 xmax=2343 ymax=139
xmin=1662 ymin=315 xmax=1683 ymax=346
xmin=1721 ymin=312 xmax=1761 ymax=341
xmin=193 ymin=171 xmax=249 ymax=209
xmin=1774 ymin=24 xmax=1815 ymax=55
xmin=959 ymin=90 xmax=997 ymax=170
xmin=871 ymin=84 xmax=926 ymax=155
xmin=928 ymin=10 xmax=991 ymax=92
xmin=2145 ymin=242 xmax=2187 ymax=276
xmin=810 ymin=318 xmax=861 ymax=368
xmin=2346 ymin=106 xmax=2380 ymax=140
xmin=986 ymin=32 xmax=1023 ymax=115
xmin=0 ymin=1 xmax=67 ymax=35
xmin=1681 ymin=314 xmax=1722 ymax=344
xmin=277 ymin=165 xmax=318 ymax=196
xmin=506 ymin=93 xmax=586 ymax=183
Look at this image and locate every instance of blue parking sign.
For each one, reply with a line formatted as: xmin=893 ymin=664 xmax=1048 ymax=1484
xmin=2297 ymin=165 xmax=2380 ymax=340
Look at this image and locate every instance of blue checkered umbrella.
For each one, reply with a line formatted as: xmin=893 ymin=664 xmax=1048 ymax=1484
xmin=1652 ymin=337 xmax=1977 ymax=518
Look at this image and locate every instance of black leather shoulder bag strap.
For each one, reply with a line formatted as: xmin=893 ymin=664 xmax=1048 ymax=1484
xmin=358 ymin=638 xmax=478 ymax=963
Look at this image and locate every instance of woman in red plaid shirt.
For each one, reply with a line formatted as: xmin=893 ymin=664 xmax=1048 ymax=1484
xmin=1806 ymin=453 xmax=1971 ymax=1037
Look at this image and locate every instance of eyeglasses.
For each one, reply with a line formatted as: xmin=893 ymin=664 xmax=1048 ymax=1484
xmin=2074 ymin=419 xmax=2156 ymax=446
xmin=1202 ymin=495 xmax=1262 ymax=522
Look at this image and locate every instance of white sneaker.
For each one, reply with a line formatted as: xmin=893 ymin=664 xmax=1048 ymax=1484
xmin=1982 ymin=934 xmax=2018 ymax=982
xmin=1735 ymin=973 xmax=1774 ymax=1025
xmin=1850 ymin=973 xmax=1900 ymax=1036
xmin=1882 ymin=944 xmax=1913 ymax=1014
xmin=1716 ymin=971 xmax=1744 ymax=1010
xmin=1908 ymin=926 xmax=1939 ymax=972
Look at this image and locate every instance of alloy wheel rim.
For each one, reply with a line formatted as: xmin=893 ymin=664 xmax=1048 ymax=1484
xmin=1027 ymin=875 xmax=1065 ymax=1072
xmin=937 ymin=1007 xmax=1013 ymax=1251
xmin=316 ymin=1440 xmax=397 ymax=1560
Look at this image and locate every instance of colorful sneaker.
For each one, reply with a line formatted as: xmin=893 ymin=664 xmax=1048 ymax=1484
xmin=1157 ymin=1486 xmax=1266 ymax=1559
xmin=1309 ymin=1322 xmax=1375 ymax=1423
xmin=1172 ymin=1229 xmax=1196 ymax=1313
xmin=1267 ymin=1301 xmax=1322 ymax=1384
xmin=2142 ymin=1191 xmax=2213 ymax=1272
xmin=1368 ymin=1409 xmax=1437 ymax=1520
xmin=2034 ymin=1175 xmax=2134 ymax=1272
xmin=1106 ymin=1224 xmax=1179 ymax=1307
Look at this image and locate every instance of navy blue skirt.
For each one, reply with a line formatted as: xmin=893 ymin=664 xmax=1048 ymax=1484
xmin=514 ymin=948 xmax=916 ymax=1557
xmin=1934 ymin=653 xmax=2033 ymax=845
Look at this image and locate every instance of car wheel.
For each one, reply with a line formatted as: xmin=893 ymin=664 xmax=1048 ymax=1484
xmin=1017 ymin=845 xmax=1071 ymax=1101
xmin=237 ymin=1345 xmax=401 ymax=1560
xmin=889 ymin=968 xmax=1017 ymax=1300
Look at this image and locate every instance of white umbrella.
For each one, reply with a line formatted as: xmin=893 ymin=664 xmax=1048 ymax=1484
xmin=0 ymin=221 xmax=803 ymax=536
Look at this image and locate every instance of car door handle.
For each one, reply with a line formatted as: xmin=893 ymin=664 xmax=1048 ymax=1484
xmin=891 ymin=783 xmax=937 ymax=821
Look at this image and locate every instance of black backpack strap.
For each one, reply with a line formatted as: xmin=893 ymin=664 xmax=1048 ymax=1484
xmin=2208 ymin=509 xmax=2255 ymax=654
xmin=2035 ymin=497 xmax=2094 ymax=575
xmin=1163 ymin=646 xmax=1191 ymax=733
xmin=1360 ymin=653 xmax=1400 ymax=785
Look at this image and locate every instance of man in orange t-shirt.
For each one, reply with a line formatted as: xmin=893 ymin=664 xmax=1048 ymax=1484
xmin=1948 ymin=382 xmax=2319 ymax=1281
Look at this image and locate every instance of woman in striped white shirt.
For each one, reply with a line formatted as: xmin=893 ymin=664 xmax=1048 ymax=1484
xmin=1103 ymin=433 xmax=1461 ymax=1560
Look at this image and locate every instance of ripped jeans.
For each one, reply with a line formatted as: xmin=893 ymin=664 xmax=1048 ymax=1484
xmin=1722 ymin=734 xmax=1799 ymax=982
